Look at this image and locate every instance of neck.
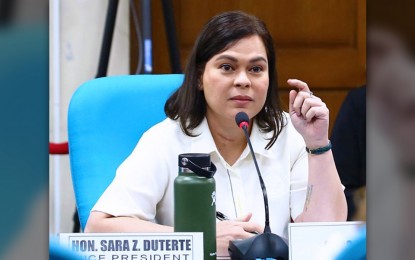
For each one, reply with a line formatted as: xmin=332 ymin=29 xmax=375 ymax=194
xmin=206 ymin=115 xmax=252 ymax=166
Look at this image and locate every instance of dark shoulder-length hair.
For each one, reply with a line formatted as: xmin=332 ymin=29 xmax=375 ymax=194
xmin=164 ymin=10 xmax=286 ymax=149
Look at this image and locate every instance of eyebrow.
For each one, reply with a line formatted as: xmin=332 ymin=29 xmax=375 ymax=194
xmin=215 ymin=54 xmax=267 ymax=63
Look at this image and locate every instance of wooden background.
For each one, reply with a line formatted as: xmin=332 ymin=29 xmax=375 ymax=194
xmin=130 ymin=0 xmax=366 ymax=134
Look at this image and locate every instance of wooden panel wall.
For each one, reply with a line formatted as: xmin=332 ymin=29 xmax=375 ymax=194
xmin=130 ymin=0 xmax=366 ymax=134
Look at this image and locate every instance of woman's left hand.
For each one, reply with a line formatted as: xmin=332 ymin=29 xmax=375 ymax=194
xmin=287 ymin=79 xmax=329 ymax=149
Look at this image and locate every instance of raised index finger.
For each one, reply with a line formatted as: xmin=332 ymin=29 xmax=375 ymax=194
xmin=287 ymin=79 xmax=310 ymax=92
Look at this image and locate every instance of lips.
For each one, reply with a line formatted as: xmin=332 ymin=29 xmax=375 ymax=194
xmin=230 ymin=95 xmax=253 ymax=101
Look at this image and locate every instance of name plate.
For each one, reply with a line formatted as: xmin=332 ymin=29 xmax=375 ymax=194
xmin=59 ymin=232 xmax=203 ymax=260
xmin=288 ymin=221 xmax=365 ymax=260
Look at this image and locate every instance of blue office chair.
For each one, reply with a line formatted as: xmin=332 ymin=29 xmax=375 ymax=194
xmin=68 ymin=74 xmax=184 ymax=231
xmin=50 ymin=239 xmax=84 ymax=260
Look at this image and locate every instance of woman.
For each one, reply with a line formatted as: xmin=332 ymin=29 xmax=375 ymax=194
xmin=85 ymin=10 xmax=347 ymax=256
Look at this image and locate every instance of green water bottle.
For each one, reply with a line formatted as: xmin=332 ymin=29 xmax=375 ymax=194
xmin=174 ymin=153 xmax=217 ymax=260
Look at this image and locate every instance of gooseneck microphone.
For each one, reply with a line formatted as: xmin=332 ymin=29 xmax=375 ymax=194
xmin=228 ymin=112 xmax=288 ymax=259
xmin=235 ymin=112 xmax=271 ymax=233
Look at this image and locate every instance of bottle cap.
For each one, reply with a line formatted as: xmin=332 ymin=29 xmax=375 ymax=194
xmin=178 ymin=153 xmax=216 ymax=178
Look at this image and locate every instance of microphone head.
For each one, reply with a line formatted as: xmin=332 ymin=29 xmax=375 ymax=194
xmin=235 ymin=112 xmax=250 ymax=129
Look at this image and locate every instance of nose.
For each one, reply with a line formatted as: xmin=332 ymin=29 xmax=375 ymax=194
xmin=234 ymin=71 xmax=251 ymax=88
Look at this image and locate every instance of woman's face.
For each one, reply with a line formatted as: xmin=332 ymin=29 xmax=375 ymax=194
xmin=201 ymin=35 xmax=269 ymax=124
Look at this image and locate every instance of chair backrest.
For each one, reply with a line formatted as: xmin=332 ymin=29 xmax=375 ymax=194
xmin=68 ymin=74 xmax=184 ymax=230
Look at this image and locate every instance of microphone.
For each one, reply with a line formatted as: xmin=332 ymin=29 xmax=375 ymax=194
xmin=228 ymin=112 xmax=288 ymax=259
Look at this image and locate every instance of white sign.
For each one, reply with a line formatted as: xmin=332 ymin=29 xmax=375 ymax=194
xmin=289 ymin=221 xmax=365 ymax=260
xmin=59 ymin=232 xmax=203 ymax=260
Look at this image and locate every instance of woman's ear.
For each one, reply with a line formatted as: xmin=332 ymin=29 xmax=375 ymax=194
xmin=198 ymin=78 xmax=203 ymax=90
xmin=197 ymin=71 xmax=204 ymax=90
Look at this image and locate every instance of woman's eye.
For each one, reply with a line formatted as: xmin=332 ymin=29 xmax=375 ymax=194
xmin=220 ymin=64 xmax=233 ymax=71
xmin=250 ymin=66 xmax=263 ymax=73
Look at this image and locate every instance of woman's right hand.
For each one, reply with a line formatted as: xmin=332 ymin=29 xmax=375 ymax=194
xmin=216 ymin=213 xmax=263 ymax=257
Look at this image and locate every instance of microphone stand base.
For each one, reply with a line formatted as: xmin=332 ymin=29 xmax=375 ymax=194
xmin=228 ymin=232 xmax=289 ymax=260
